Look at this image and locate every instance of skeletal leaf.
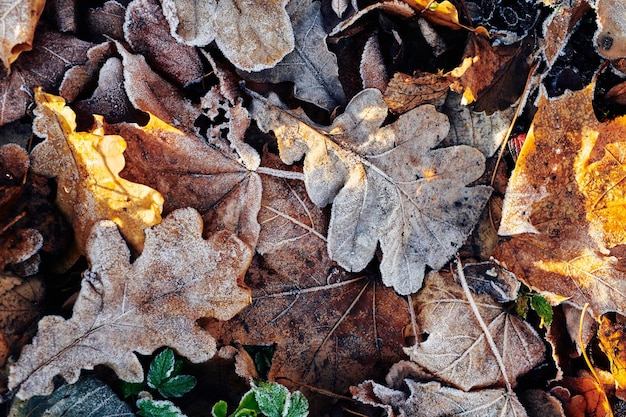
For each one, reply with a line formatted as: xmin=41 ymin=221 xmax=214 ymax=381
xmin=161 ymin=0 xmax=294 ymax=71
xmin=250 ymin=88 xmax=491 ymax=295
xmin=29 ymin=89 xmax=164 ymax=253
xmin=9 ymin=208 xmax=252 ymax=399
xmin=241 ymin=0 xmax=345 ymax=111
xmin=405 ymin=271 xmax=545 ymax=391
xmin=0 ymin=0 xmax=45 ymax=71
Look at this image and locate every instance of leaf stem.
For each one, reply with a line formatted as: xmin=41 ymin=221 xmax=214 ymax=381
xmin=455 ymin=255 xmax=513 ymax=394
xmin=256 ymin=166 xmax=305 ymax=181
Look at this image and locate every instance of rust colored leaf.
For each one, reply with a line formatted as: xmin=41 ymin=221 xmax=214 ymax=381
xmin=0 ymin=144 xmax=29 ymax=219
xmin=0 ymin=27 xmax=93 ymax=127
xmin=29 ymin=89 xmax=164 ymax=253
xmin=0 ymin=0 xmax=45 ymax=71
xmin=605 ymin=81 xmax=626 ymax=106
xmin=495 ymin=84 xmax=626 ymax=317
xmin=8 ymin=208 xmax=252 ymax=400
xmin=599 ymin=315 xmax=626 ymax=391
xmin=250 ymin=88 xmax=491 ymax=295
xmin=161 ymin=0 xmax=294 ymax=71
xmin=384 ymin=71 xmax=450 ymax=115
xmin=551 ymin=371 xmax=614 ymax=417
xmin=405 ymin=271 xmax=545 ymax=391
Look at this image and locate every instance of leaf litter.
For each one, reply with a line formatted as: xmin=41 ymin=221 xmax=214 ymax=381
xmin=3 ymin=0 xmax=626 ymax=415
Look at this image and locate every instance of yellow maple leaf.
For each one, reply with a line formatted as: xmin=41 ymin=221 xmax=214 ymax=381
xmin=30 ymin=88 xmax=164 ymax=253
xmin=599 ymin=315 xmax=626 ymax=392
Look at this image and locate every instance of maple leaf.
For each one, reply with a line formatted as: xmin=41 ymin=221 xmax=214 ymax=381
xmin=8 ymin=208 xmax=252 ymax=400
xmin=404 ymin=271 xmax=545 ymax=391
xmin=29 ymin=89 xmax=164 ymax=253
xmin=494 ymin=84 xmax=626 ymax=317
xmin=598 ymin=315 xmax=626 ymax=392
xmin=250 ymin=88 xmax=491 ymax=295
xmin=161 ymin=0 xmax=294 ymax=71
xmin=241 ymin=0 xmax=345 ymax=112
xmin=0 ymin=0 xmax=45 ymax=71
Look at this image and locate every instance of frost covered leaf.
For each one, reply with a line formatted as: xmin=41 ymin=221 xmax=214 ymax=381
xmin=241 ymin=0 xmax=345 ymax=112
xmin=494 ymin=84 xmax=626 ymax=316
xmin=383 ymin=72 xmax=450 ymax=115
xmin=107 ymin=113 xmax=261 ymax=248
xmin=250 ymin=88 xmax=491 ymax=295
xmin=352 ymin=379 xmax=527 ymax=417
xmin=8 ymin=208 xmax=252 ymax=399
xmin=405 ymin=271 xmax=545 ymax=391
xmin=29 ymin=89 xmax=164 ymax=253
xmin=594 ymin=0 xmax=626 ymax=59
xmin=0 ymin=0 xmax=45 ymax=71
xmin=161 ymin=0 xmax=294 ymax=71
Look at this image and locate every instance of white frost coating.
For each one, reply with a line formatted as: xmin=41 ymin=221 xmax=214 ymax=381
xmin=499 ymin=184 xmax=549 ymax=235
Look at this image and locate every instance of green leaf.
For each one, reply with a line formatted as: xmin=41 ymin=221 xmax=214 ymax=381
xmin=211 ymin=401 xmax=228 ymax=417
xmin=284 ymin=392 xmax=308 ymax=417
xmin=172 ymin=359 xmax=184 ymax=377
xmin=120 ymin=380 xmax=146 ymax=399
xmin=9 ymin=376 xmax=134 ymax=417
xmin=148 ymin=349 xmax=176 ymax=389
xmin=233 ymin=391 xmax=260 ymax=416
xmin=253 ymin=381 xmax=288 ymax=417
xmin=530 ymin=295 xmax=553 ymax=327
xmin=515 ymin=295 xmax=529 ymax=319
xmin=158 ymin=375 xmax=196 ymax=398
xmin=137 ymin=398 xmax=186 ymax=417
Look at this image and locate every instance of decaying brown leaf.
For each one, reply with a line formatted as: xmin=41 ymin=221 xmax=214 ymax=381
xmin=0 ymin=0 xmax=45 ymax=71
xmin=161 ymin=0 xmax=293 ymax=71
xmin=352 ymin=379 xmax=528 ymax=417
xmin=594 ymin=0 xmax=626 ymax=59
xmin=29 ymin=89 xmax=164 ymax=253
xmin=0 ymin=144 xmax=29 ymax=219
xmin=241 ymin=0 xmax=345 ymax=112
xmin=360 ymin=33 xmax=388 ymax=92
xmin=495 ymin=84 xmax=626 ymax=317
xmin=0 ymin=27 xmax=93 ymax=127
xmin=405 ymin=270 xmax=545 ymax=391
xmin=383 ymin=72 xmax=450 ymax=115
xmin=250 ymin=88 xmax=491 ymax=295
xmin=9 ymin=208 xmax=252 ymax=400
xmin=551 ymin=370 xmax=614 ymax=417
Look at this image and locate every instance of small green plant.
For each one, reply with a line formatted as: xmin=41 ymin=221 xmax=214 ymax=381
xmin=120 ymin=348 xmax=197 ymax=417
xmin=212 ymin=380 xmax=309 ymax=417
xmin=516 ymin=287 xmax=553 ymax=328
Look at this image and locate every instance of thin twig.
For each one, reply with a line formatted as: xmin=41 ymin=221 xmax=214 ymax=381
xmin=455 ymin=255 xmax=512 ymax=393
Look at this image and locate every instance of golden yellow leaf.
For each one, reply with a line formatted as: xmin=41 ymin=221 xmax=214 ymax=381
xmin=404 ymin=0 xmax=461 ymax=29
xmin=599 ymin=315 xmax=626 ymax=391
xmin=30 ymin=88 xmax=164 ymax=253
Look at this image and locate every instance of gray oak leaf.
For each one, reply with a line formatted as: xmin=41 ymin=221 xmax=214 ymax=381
xmin=250 ymin=88 xmax=491 ymax=295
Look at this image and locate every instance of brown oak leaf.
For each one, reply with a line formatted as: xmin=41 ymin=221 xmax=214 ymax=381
xmin=8 ymin=208 xmax=252 ymax=400
xmin=250 ymin=88 xmax=491 ymax=295
xmin=495 ymin=84 xmax=626 ymax=317
xmin=0 ymin=0 xmax=45 ymax=71
xmin=405 ymin=270 xmax=545 ymax=391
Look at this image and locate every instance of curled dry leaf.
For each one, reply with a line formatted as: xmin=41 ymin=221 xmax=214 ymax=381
xmin=352 ymin=379 xmax=528 ymax=417
xmin=0 ymin=0 xmax=45 ymax=71
xmin=242 ymin=0 xmax=345 ymax=112
xmin=0 ymin=27 xmax=93 ymax=127
xmin=29 ymin=89 xmax=164 ymax=253
xmin=124 ymin=0 xmax=203 ymax=87
xmin=9 ymin=208 xmax=252 ymax=400
xmin=495 ymin=84 xmax=626 ymax=317
xmin=250 ymin=88 xmax=491 ymax=295
xmin=405 ymin=271 xmax=545 ymax=391
xmin=161 ymin=0 xmax=294 ymax=71
xmin=360 ymin=33 xmax=388 ymax=92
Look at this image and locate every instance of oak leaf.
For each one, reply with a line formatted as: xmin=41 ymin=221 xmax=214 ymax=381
xmin=161 ymin=0 xmax=294 ymax=71
xmin=29 ymin=89 xmax=164 ymax=253
xmin=495 ymin=84 xmax=626 ymax=316
xmin=241 ymin=0 xmax=345 ymax=112
xmin=8 ymin=208 xmax=252 ymax=400
xmin=250 ymin=88 xmax=491 ymax=295
xmin=0 ymin=0 xmax=45 ymax=71
xmin=404 ymin=271 xmax=545 ymax=391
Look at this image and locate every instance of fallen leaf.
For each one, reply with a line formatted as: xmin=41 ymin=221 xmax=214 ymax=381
xmin=404 ymin=271 xmax=545 ymax=391
xmin=0 ymin=228 xmax=42 ymax=274
xmin=360 ymin=33 xmax=388 ymax=92
xmin=250 ymin=88 xmax=491 ymax=295
xmin=605 ymin=81 xmax=626 ymax=106
xmin=352 ymin=379 xmax=528 ymax=417
xmin=401 ymin=0 xmax=463 ymax=30
xmin=599 ymin=315 xmax=626 ymax=391
xmin=0 ymin=27 xmax=93 ymax=127
xmin=108 ymin=112 xmax=261 ymax=248
xmin=594 ymin=0 xmax=626 ymax=59
xmin=332 ymin=0 xmax=348 ymax=18
xmin=124 ymin=0 xmax=203 ymax=87
xmin=0 ymin=144 xmax=29 ymax=219
xmin=518 ymin=389 xmax=566 ymax=417
xmin=463 ymin=0 xmax=539 ymax=44
xmin=383 ymin=71 xmax=450 ymax=115
xmin=0 ymin=0 xmax=45 ymax=71
xmin=29 ymin=89 xmax=164 ymax=253
xmin=541 ymin=0 xmax=591 ymax=67
xmin=8 ymin=208 xmax=252 ymax=400
xmin=551 ymin=370 xmax=614 ymax=417
xmin=87 ymin=1 xmax=126 ymax=42
xmin=241 ymin=0 xmax=345 ymax=112
xmin=161 ymin=0 xmax=294 ymax=71
xmin=59 ymin=42 xmax=117 ymax=104
xmin=495 ymin=84 xmax=626 ymax=316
